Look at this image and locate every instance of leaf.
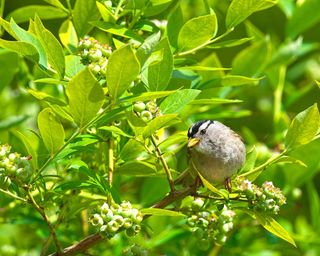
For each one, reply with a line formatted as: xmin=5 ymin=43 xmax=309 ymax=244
xmin=116 ymin=161 xmax=157 ymax=176
xmin=92 ymin=21 xmax=144 ymax=42
xmin=188 ymin=98 xmax=242 ymax=105
xmin=160 ymin=89 xmax=201 ymax=114
xmin=231 ymin=40 xmax=270 ymax=77
xmin=0 ymin=50 xmax=19 ymax=93
xmin=136 ymin=32 xmax=161 ymax=65
xmin=221 ymin=75 xmax=263 ymax=86
xmin=285 ymin=104 xmax=320 ymax=150
xmin=42 ymin=0 xmax=67 ymax=10
xmin=119 ymin=139 xmax=147 ymax=162
xmin=0 ymin=115 xmax=29 ymax=131
xmin=254 ymin=212 xmax=296 ymax=247
xmin=59 ymin=19 xmax=78 ymax=53
xmin=147 ymin=38 xmax=173 ymax=91
xmin=66 ymin=68 xmax=105 ymax=128
xmin=167 ymin=3 xmax=183 ymax=49
xmin=141 ymin=208 xmax=185 ymax=217
xmin=33 ymin=16 xmax=65 ymax=78
xmin=196 ymin=171 xmax=225 ymax=197
xmin=73 ymin=0 xmax=100 ymax=37
xmin=142 ymin=114 xmax=179 ymax=139
xmin=119 ymin=91 xmax=176 ymax=104
xmin=226 ymin=0 xmax=278 ymax=29
xmin=5 ymin=5 xmax=68 ymax=24
xmin=96 ymin=1 xmax=116 ymax=22
xmin=14 ymin=131 xmax=39 ymax=170
xmin=99 ymin=126 xmax=133 ymax=138
xmin=178 ymin=14 xmax=218 ymax=51
xmin=239 ymin=146 xmax=257 ymax=174
xmin=9 ymin=18 xmax=48 ymax=69
xmin=106 ymin=45 xmax=140 ymax=100
xmin=0 ymin=38 xmax=39 ymax=62
xmin=38 ymin=108 xmax=65 ymax=156
xmin=65 ymin=55 xmax=85 ymax=78
xmin=206 ymin=37 xmax=253 ymax=49
xmin=286 ymin=0 xmax=320 ymax=39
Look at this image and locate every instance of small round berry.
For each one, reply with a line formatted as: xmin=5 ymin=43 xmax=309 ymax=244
xmin=140 ymin=110 xmax=153 ymax=122
xmin=133 ymin=102 xmax=146 ymax=113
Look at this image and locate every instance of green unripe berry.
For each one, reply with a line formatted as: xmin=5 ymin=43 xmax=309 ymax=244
xmin=91 ymin=214 xmax=104 ymax=226
xmin=192 ymin=198 xmax=204 ymax=211
xmin=123 ymin=218 xmax=133 ymax=229
xmin=140 ymin=110 xmax=153 ymax=122
xmin=16 ymin=167 xmax=32 ymax=182
xmin=107 ymin=220 xmax=120 ymax=233
xmin=133 ymin=102 xmax=146 ymax=112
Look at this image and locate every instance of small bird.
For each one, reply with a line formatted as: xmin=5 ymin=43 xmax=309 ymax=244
xmin=187 ymin=120 xmax=246 ymax=191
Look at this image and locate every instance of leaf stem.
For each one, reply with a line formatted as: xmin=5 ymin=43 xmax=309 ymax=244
xmin=26 ymin=190 xmax=62 ymax=254
xmin=0 ymin=188 xmax=28 ymax=202
xmin=150 ymin=135 xmax=175 ymax=192
xmin=175 ymin=28 xmax=234 ymax=57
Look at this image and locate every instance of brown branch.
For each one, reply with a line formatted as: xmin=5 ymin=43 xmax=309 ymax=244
xmin=48 ymin=233 xmax=103 ymax=256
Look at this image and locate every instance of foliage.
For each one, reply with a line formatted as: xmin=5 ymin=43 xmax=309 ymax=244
xmin=0 ymin=0 xmax=320 ymax=255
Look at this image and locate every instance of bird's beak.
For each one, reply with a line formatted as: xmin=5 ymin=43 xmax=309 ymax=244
xmin=188 ymin=138 xmax=200 ymax=148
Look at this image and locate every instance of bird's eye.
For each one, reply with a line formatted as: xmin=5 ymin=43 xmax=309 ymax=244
xmin=200 ymin=129 xmax=206 ymax=135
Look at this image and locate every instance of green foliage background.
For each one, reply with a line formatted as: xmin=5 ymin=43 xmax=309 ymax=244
xmin=0 ymin=0 xmax=320 ymax=255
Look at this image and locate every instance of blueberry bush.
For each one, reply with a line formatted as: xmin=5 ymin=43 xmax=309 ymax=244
xmin=0 ymin=0 xmax=320 ymax=255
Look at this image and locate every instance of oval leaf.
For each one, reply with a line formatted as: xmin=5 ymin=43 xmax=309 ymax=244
xmin=38 ymin=108 xmax=65 ymax=156
xmin=141 ymin=208 xmax=185 ymax=217
xmin=226 ymin=0 xmax=278 ymax=29
xmin=178 ymin=14 xmax=218 ymax=52
xmin=285 ymin=104 xmax=320 ymax=150
xmin=107 ymin=45 xmax=140 ymax=100
xmin=142 ymin=114 xmax=179 ymax=139
xmin=66 ymin=68 xmax=105 ymax=128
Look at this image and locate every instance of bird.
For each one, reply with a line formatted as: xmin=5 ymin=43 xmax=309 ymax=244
xmin=186 ymin=120 xmax=246 ymax=191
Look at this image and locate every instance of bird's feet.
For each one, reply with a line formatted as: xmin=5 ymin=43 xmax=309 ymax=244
xmin=224 ymin=177 xmax=232 ymax=192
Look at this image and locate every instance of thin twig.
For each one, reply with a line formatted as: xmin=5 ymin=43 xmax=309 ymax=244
xmin=26 ymin=190 xmax=62 ymax=254
xmin=48 ymin=233 xmax=103 ymax=256
xmin=150 ymin=135 xmax=175 ymax=192
xmin=0 ymin=188 xmax=28 ymax=203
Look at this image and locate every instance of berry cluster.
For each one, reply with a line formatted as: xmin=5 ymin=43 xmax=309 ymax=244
xmin=78 ymin=36 xmax=112 ymax=77
xmin=0 ymin=144 xmax=32 ymax=188
xmin=186 ymin=198 xmax=235 ymax=247
xmin=237 ymin=178 xmax=286 ymax=214
xmin=89 ymin=201 xmax=143 ymax=238
xmin=133 ymin=100 xmax=161 ymax=123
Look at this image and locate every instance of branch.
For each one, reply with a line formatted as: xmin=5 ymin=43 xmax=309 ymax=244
xmin=48 ymin=233 xmax=103 ymax=256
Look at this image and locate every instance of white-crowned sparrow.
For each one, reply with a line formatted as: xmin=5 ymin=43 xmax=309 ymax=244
xmin=187 ymin=120 xmax=246 ymax=190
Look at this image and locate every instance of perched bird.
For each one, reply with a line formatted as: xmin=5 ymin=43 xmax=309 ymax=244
xmin=187 ymin=120 xmax=246 ymax=191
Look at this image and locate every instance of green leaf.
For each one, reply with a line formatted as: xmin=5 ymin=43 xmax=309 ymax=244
xmin=59 ymin=19 xmax=78 ymax=53
xmin=66 ymin=68 xmax=105 ymax=128
xmin=232 ymin=40 xmax=270 ymax=77
xmin=160 ymin=89 xmax=201 ymax=114
xmin=33 ymin=16 xmax=65 ymax=78
xmin=286 ymin=0 xmax=320 ymax=39
xmin=119 ymin=139 xmax=146 ymax=162
xmin=226 ymin=0 xmax=278 ymax=29
xmin=116 ymin=161 xmax=157 ymax=176
xmin=167 ymin=3 xmax=183 ymax=49
xmin=285 ymin=104 xmax=320 ymax=150
xmin=141 ymin=208 xmax=185 ymax=217
xmin=0 ymin=115 xmax=29 ymax=131
xmin=99 ymin=126 xmax=133 ymax=138
xmin=221 ymin=75 xmax=263 ymax=86
xmin=42 ymin=0 xmax=67 ymax=10
xmin=14 ymin=131 xmax=39 ymax=170
xmin=28 ymin=89 xmax=66 ymax=105
xmin=188 ymin=98 xmax=242 ymax=105
xmin=119 ymin=91 xmax=176 ymax=103
xmin=147 ymin=38 xmax=173 ymax=91
xmin=38 ymin=108 xmax=65 ymax=156
xmin=92 ymin=21 xmax=143 ymax=42
xmin=142 ymin=114 xmax=179 ymax=139
xmin=178 ymin=14 xmax=218 ymax=52
xmin=254 ymin=212 xmax=297 ymax=247
xmin=73 ymin=0 xmax=100 ymax=37
xmin=196 ymin=171 xmax=225 ymax=197
xmin=136 ymin=32 xmax=161 ymax=66
xmin=107 ymin=45 xmax=140 ymax=100
xmin=206 ymin=37 xmax=253 ymax=49
xmin=96 ymin=1 xmax=116 ymax=22
xmin=65 ymin=55 xmax=85 ymax=78
xmin=9 ymin=19 xmax=48 ymax=68
xmin=6 ymin=5 xmax=67 ymax=24
xmin=0 ymin=50 xmax=19 ymax=93
xmin=239 ymin=146 xmax=257 ymax=174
